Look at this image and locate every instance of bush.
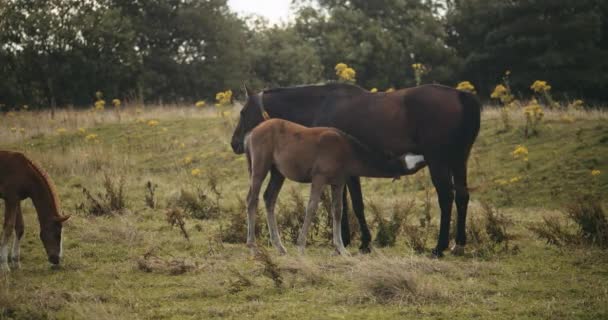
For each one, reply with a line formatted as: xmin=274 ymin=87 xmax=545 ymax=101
xmin=78 ymin=174 xmax=127 ymax=216
xmin=530 ymin=195 xmax=608 ymax=248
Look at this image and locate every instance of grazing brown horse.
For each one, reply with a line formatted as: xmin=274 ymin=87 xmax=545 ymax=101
xmin=244 ymin=118 xmax=424 ymax=255
xmin=0 ymin=151 xmax=70 ymax=271
xmin=231 ymin=83 xmax=480 ymax=257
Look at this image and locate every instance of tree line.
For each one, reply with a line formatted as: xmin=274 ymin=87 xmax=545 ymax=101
xmin=1 ymin=0 xmax=607 ymax=110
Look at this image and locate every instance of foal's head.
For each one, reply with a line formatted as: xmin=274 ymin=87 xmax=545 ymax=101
xmin=231 ymin=86 xmax=267 ymax=154
xmin=41 ymin=215 xmax=69 ymax=266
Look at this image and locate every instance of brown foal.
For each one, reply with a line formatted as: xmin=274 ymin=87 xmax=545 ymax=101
xmin=244 ymin=119 xmax=424 ymax=255
xmin=0 ymin=151 xmax=70 ymax=271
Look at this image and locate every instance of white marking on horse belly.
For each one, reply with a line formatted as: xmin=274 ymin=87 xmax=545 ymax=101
xmin=404 ymin=153 xmax=425 ymax=170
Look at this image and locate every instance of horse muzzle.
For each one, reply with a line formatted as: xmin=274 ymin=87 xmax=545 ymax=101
xmin=231 ymin=141 xmax=245 ymax=154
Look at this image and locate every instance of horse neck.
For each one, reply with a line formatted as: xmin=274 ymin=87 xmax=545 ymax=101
xmin=28 ymin=168 xmax=61 ymax=226
xmin=265 ymin=91 xmax=324 ymax=126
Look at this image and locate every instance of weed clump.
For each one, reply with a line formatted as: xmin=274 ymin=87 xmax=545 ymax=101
xmin=144 ymin=181 xmax=157 ymax=209
xmin=253 ymin=247 xmax=283 ymax=288
xmin=372 ymin=199 xmax=415 ymax=248
xmin=79 ymin=174 xmax=127 ymax=215
xmin=136 ymin=249 xmax=195 ymax=275
xmin=165 ymin=208 xmax=190 ymax=241
xmin=530 ymin=195 xmax=608 ymax=248
xmin=466 ymin=201 xmax=515 ymax=258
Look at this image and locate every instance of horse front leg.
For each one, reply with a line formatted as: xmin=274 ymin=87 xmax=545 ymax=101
xmin=263 ymin=167 xmax=287 ymax=255
xmin=246 ymin=171 xmax=268 ymax=255
xmin=1 ymin=199 xmax=18 ymax=272
xmin=331 ymin=184 xmax=350 ymax=256
xmin=346 ymin=177 xmax=371 ymax=253
xmin=297 ymin=179 xmax=324 ymax=254
xmin=11 ymin=202 xmax=24 ymax=269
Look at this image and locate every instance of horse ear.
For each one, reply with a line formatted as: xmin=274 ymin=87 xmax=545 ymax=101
xmin=244 ymin=84 xmax=255 ymax=98
xmin=242 ymin=83 xmax=248 ymax=98
xmin=55 ymin=215 xmax=71 ymax=223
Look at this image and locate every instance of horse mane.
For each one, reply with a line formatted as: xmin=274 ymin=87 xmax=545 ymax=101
xmin=263 ymin=82 xmax=366 ymax=95
xmin=22 ymin=155 xmax=62 ymax=218
xmin=336 ymin=130 xmax=405 ymax=176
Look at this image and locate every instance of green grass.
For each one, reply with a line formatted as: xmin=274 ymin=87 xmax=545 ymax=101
xmin=1 ymin=106 xmax=607 ymax=319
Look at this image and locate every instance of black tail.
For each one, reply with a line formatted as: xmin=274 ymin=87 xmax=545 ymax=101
xmin=457 ymin=91 xmax=481 ymax=160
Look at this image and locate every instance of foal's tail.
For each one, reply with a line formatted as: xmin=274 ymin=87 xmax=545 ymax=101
xmin=457 ymin=90 xmax=481 ymax=160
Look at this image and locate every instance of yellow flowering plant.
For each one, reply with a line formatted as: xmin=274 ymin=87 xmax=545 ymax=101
xmin=455 ymin=81 xmax=476 ymax=94
xmin=411 ymin=63 xmax=428 ymax=86
xmin=370 ymin=88 xmax=378 ymax=93
xmin=335 ymin=63 xmax=356 ymax=82
xmin=147 ymin=120 xmax=159 ymax=127
xmin=523 ymin=99 xmax=544 ymax=138
xmin=112 ymin=99 xmax=121 ymax=108
xmin=530 ymin=80 xmax=557 ymax=109
xmin=491 ymin=70 xmax=518 ymax=132
xmin=195 ymin=100 xmax=206 ymax=108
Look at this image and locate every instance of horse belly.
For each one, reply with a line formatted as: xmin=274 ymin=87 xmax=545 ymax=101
xmin=273 ymin=151 xmax=313 ymax=183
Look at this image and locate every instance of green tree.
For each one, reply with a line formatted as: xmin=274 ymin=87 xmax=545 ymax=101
xmin=447 ymin=0 xmax=608 ymax=100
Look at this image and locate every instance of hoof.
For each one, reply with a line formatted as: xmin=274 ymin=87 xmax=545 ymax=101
xmin=451 ymin=244 xmax=465 ymax=256
xmin=1 ymin=263 xmax=11 ymax=273
xmin=359 ymin=246 xmax=372 ymax=254
xmin=277 ymin=246 xmax=287 ymax=256
xmin=430 ymin=248 xmax=444 ymax=259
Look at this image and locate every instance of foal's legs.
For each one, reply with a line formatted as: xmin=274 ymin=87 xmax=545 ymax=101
xmin=451 ymin=159 xmax=469 ymax=256
xmin=1 ymin=199 xmax=18 ymax=272
xmin=297 ymin=178 xmax=324 ymax=254
xmin=246 ymin=161 xmax=270 ymax=253
xmin=10 ymin=202 xmax=24 ymax=269
xmin=331 ymin=184 xmax=349 ymax=256
xmin=428 ymin=161 xmax=454 ymax=258
xmin=263 ymin=167 xmax=287 ymax=255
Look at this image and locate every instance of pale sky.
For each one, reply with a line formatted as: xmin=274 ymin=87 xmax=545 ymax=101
xmin=228 ymin=0 xmax=293 ymax=24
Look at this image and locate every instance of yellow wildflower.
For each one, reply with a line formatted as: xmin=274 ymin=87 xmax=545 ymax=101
xmin=195 ymin=100 xmax=206 ymax=108
xmin=78 ymin=127 xmax=86 ymax=134
xmin=95 ymin=91 xmax=103 ymax=100
xmin=370 ymin=88 xmax=378 ymax=93
xmin=509 ymin=176 xmax=521 ymax=183
xmin=505 ymin=70 xmax=511 ymax=76
xmin=335 ymin=63 xmax=356 ymax=82
xmin=94 ymin=99 xmax=105 ymax=111
xmin=85 ymin=133 xmax=98 ymax=141
xmin=179 ymin=142 xmax=185 ymax=149
xmin=22 ymin=105 xmax=29 ymax=110
xmin=495 ymin=179 xmax=508 ymax=186
xmin=215 ymin=90 xmax=233 ymax=106
xmin=147 ymin=120 xmax=159 ymax=127
xmin=191 ymin=168 xmax=202 ymax=177
xmin=512 ymin=145 xmax=529 ymax=159
xmin=10 ymin=127 xmax=17 ymax=132
xmin=455 ymin=81 xmax=476 ymax=94
xmin=112 ymin=99 xmax=121 ymax=108
xmin=386 ymin=88 xmax=395 ymax=93
xmin=56 ymin=128 xmax=67 ymax=134
xmin=591 ymin=170 xmax=601 ymax=176
xmin=568 ymin=99 xmax=584 ymax=110
xmin=491 ymin=84 xmax=508 ymax=99
xmin=530 ymin=80 xmax=551 ymax=93
xmin=183 ymin=155 xmax=193 ymax=165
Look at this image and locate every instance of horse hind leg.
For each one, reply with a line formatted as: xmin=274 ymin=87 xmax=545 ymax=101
xmin=331 ymin=184 xmax=350 ymax=256
xmin=450 ymin=159 xmax=469 ymax=256
xmin=428 ymin=161 xmax=454 ymax=258
xmin=263 ymin=167 xmax=287 ymax=255
xmin=1 ymin=199 xmax=18 ymax=272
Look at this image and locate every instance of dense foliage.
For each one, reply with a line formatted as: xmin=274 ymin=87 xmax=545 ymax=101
xmin=1 ymin=0 xmax=607 ymax=109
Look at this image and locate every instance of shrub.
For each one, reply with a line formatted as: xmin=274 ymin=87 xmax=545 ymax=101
xmin=79 ymin=174 xmax=127 ymax=216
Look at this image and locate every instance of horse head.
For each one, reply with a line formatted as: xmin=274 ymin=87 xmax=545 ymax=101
xmin=231 ymin=85 xmax=267 ymax=154
xmin=40 ymin=214 xmax=70 ymax=266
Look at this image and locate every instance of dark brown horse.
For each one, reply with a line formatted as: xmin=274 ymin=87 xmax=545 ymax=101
xmin=231 ymin=83 xmax=480 ymax=257
xmin=244 ymin=118 xmax=424 ymax=255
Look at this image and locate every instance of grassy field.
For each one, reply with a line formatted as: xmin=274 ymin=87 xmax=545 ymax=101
xmin=1 ymin=104 xmax=607 ymax=319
